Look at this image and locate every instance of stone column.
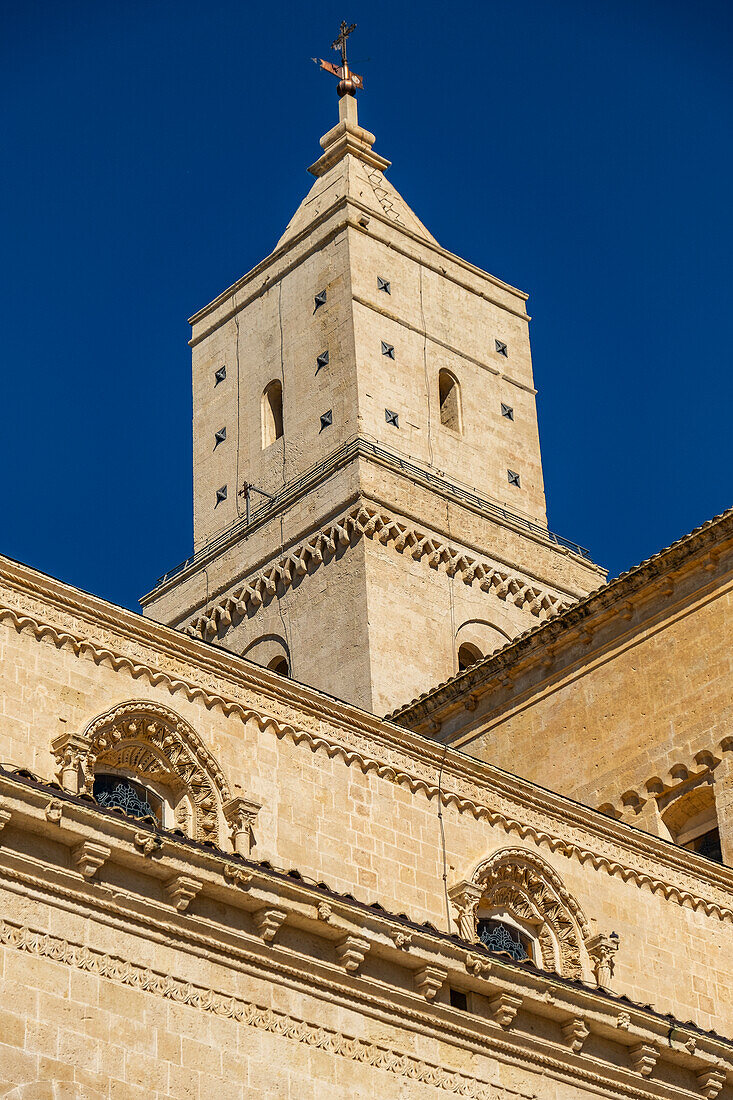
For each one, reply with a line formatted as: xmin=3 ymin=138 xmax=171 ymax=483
xmin=448 ymin=880 xmax=484 ymax=942
xmin=587 ymin=932 xmax=620 ymax=991
xmin=223 ymin=796 xmax=262 ymax=856
xmin=51 ymin=732 xmax=92 ymax=795
xmin=713 ymin=756 xmax=733 ymax=867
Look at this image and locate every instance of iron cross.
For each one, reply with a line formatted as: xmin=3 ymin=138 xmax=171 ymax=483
xmin=331 ymin=21 xmax=356 ymax=68
xmin=313 ymin=21 xmax=363 ymax=94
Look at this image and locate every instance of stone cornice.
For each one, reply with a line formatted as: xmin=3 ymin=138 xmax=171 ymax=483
xmin=0 ymin=777 xmax=730 ymax=1099
xmin=391 ymin=508 xmax=733 ymax=730
xmin=182 ymin=502 xmax=574 ymax=643
xmin=2 ymin=554 xmax=733 ymax=916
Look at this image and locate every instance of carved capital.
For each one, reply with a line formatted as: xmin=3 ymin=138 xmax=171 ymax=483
xmin=254 ymin=907 xmax=287 ymax=942
xmin=414 ymin=965 xmax=447 ymax=1002
xmin=489 ymin=992 xmax=522 ymax=1029
xmin=629 ymin=1042 xmax=659 ymax=1077
xmin=223 ymin=796 xmax=262 ymax=856
xmin=448 ymin=880 xmax=484 ymax=942
xmin=165 ymin=875 xmax=203 ymax=912
xmin=73 ymin=840 xmax=110 ymax=880
xmin=335 ymin=935 xmax=370 ymax=973
xmin=587 ymin=931 xmax=620 ymax=990
xmin=51 ymin=731 xmax=92 ymax=794
xmin=697 ymin=1067 xmax=727 ymax=1099
xmin=562 ymin=1016 xmax=590 ymax=1053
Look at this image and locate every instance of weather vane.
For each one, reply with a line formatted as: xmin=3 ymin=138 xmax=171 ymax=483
xmin=313 ymin=21 xmax=364 ymax=97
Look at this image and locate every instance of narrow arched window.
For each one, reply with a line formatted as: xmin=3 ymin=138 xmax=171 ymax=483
xmin=439 ymin=369 xmax=462 ymax=432
xmin=268 ymin=655 xmax=289 ymax=677
xmin=262 ymin=380 xmax=284 ymax=448
xmin=458 ymin=642 xmax=483 ymax=671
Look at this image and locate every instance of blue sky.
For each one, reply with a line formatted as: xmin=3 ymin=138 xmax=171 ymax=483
xmin=2 ymin=0 xmax=731 ymax=611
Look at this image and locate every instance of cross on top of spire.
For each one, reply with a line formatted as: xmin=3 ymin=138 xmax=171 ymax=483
xmin=331 ymin=21 xmax=356 ymax=67
xmin=313 ymin=20 xmax=364 ymax=97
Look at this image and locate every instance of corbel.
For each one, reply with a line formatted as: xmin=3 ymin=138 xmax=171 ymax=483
xmin=223 ymin=796 xmax=262 ymax=856
xmin=629 ymin=1042 xmax=660 ymax=1077
xmin=697 ymin=1067 xmax=727 ymax=1099
xmin=414 ymin=965 xmax=447 ymax=1002
xmin=44 ymin=799 xmax=63 ymax=824
xmin=390 ymin=929 xmax=412 ymax=950
xmin=73 ymin=840 xmax=110 ymax=880
xmin=254 ymin=907 xmax=287 ymax=942
xmin=489 ymin=992 xmax=522 ymax=1029
xmin=335 ymin=935 xmax=370 ymax=973
xmin=165 ymin=875 xmax=203 ymax=912
xmin=317 ymin=901 xmax=333 ymax=922
xmin=134 ymin=832 xmax=162 ymax=856
xmin=465 ymin=953 xmax=491 ymax=979
xmin=223 ymin=862 xmax=253 ymax=887
xmin=561 ymin=1016 xmax=590 ymax=1053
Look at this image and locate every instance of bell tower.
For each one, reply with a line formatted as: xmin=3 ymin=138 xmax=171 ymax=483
xmin=141 ymin=39 xmax=605 ymax=714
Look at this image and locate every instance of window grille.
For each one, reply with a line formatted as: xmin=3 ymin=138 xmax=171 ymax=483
xmin=477 ymin=919 xmax=529 ymax=962
xmin=215 ymin=485 xmax=227 ymax=505
xmin=93 ymin=775 xmax=160 ymax=824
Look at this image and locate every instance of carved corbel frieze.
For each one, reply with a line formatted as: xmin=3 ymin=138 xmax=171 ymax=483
xmin=44 ymin=799 xmax=63 ymax=824
xmin=489 ymin=992 xmax=522 ymax=1029
xmin=414 ymin=965 xmax=447 ymax=1002
xmin=335 ymin=935 xmax=370 ymax=973
xmin=448 ymin=880 xmax=484 ymax=942
xmin=134 ymin=832 xmax=162 ymax=856
xmin=73 ymin=840 xmax=110 ymax=880
xmin=165 ymin=874 xmax=203 ymax=912
xmin=697 ymin=1067 xmax=727 ymax=1099
xmin=465 ymin=953 xmax=492 ymax=979
xmin=390 ymin=929 xmax=412 ymax=949
xmin=223 ymin=862 xmax=253 ymax=887
xmin=254 ymin=907 xmax=287 ymax=942
xmin=317 ymin=901 xmax=332 ymax=922
xmin=562 ymin=1016 xmax=590 ymax=1053
xmin=223 ymin=796 xmax=262 ymax=856
xmin=587 ymin=931 xmax=620 ymax=991
xmin=51 ymin=731 xmax=92 ymax=795
xmin=629 ymin=1042 xmax=660 ymax=1077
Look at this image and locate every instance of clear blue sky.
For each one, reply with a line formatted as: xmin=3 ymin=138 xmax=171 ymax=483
xmin=2 ymin=0 xmax=731 ymax=611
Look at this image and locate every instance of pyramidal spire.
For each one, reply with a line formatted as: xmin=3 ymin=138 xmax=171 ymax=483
xmin=276 ymin=27 xmax=437 ymax=249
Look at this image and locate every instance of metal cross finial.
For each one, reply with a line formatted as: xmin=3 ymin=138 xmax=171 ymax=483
xmin=313 ymin=20 xmax=363 ymax=96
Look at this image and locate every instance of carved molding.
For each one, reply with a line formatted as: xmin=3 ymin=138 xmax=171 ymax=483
xmin=415 ymin=965 xmax=447 ymax=1002
xmin=335 ymin=935 xmax=370 ymax=973
xmin=134 ymin=831 xmax=162 ymax=856
xmin=72 ymin=840 xmax=110 ymax=880
xmin=0 ymin=916 xmax=535 ymax=1100
xmin=165 ymin=874 xmax=203 ymax=912
xmin=183 ymin=503 xmax=573 ymax=642
xmin=629 ymin=1042 xmax=659 ymax=1078
xmin=697 ymin=1067 xmax=728 ymax=1098
xmin=254 ymin=907 xmax=287 ymax=942
xmin=0 ymin=807 xmax=11 ymax=833
xmin=561 ymin=1016 xmax=589 ymax=1053
xmin=489 ymin=993 xmax=522 ymax=1029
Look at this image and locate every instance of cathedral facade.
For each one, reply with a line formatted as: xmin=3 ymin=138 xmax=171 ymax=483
xmin=0 ymin=76 xmax=731 ymax=1100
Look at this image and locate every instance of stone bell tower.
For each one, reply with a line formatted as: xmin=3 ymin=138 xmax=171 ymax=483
xmin=141 ymin=60 xmax=605 ymax=714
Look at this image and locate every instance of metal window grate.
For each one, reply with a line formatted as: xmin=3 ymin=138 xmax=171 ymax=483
xmin=316 ymin=350 xmax=329 ymax=372
xmin=214 ymin=427 xmax=227 ymax=448
xmin=215 ymin=485 xmax=227 ymax=506
xmin=495 ymin=339 xmax=508 ymax=357
xmin=507 ymin=469 xmax=521 ymax=488
xmin=377 ymin=276 xmax=391 ymax=294
xmin=214 ymin=365 xmax=226 ymax=385
xmin=319 ymin=410 xmax=333 ymax=431
xmin=381 ymin=341 xmax=395 ymax=359
xmin=501 ymin=403 xmax=514 ymax=420
xmin=314 ymin=290 xmax=327 ymax=312
xmin=385 ymin=408 xmax=399 ymax=427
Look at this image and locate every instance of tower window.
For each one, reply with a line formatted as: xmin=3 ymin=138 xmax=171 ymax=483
xmin=501 ymin=403 xmax=514 ymax=420
xmin=262 ymin=380 xmax=284 ymax=447
xmin=320 ymin=410 xmax=333 ymax=431
xmin=495 ymin=339 xmax=508 ymax=357
xmin=214 ymin=365 xmax=226 ymax=385
xmin=214 ymin=427 xmax=226 ymax=448
xmin=316 ymin=350 xmax=329 ymax=372
xmin=268 ymin=655 xmax=290 ymax=677
xmin=458 ymin=642 xmax=483 ymax=671
xmin=381 ymin=341 xmax=395 ymax=359
xmin=507 ymin=469 xmax=521 ymax=488
xmin=439 ymin=369 xmax=462 ymax=432
xmin=93 ymin=774 xmax=162 ymax=825
xmin=385 ymin=408 xmax=399 ymax=427
xmin=314 ymin=290 xmax=327 ymax=311
xmin=449 ymin=989 xmax=468 ymax=1011
xmin=377 ymin=276 xmax=391 ymax=294
xmin=215 ymin=485 xmax=227 ymax=506
xmin=477 ymin=918 xmax=531 ymax=962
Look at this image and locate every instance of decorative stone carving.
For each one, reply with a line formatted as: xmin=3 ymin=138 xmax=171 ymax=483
xmin=165 ymin=874 xmax=203 ymax=912
xmin=697 ymin=1067 xmax=727 ymax=1098
xmin=134 ymin=832 xmax=162 ymax=856
xmin=465 ymin=953 xmax=491 ymax=978
xmin=72 ymin=840 xmax=110 ymax=880
xmin=390 ymin=929 xmax=412 ymax=949
xmin=317 ymin=901 xmax=332 ymax=922
xmin=629 ymin=1042 xmax=659 ymax=1077
xmin=472 ymin=848 xmax=590 ymax=980
xmin=448 ymin=880 xmax=484 ymax=941
xmin=0 ymin=806 xmax=11 ymax=833
xmin=51 ymin=731 xmax=92 ymax=794
xmin=254 ymin=907 xmax=287 ymax=942
xmin=223 ymin=795 xmax=261 ymax=856
xmin=335 ymin=935 xmax=370 ymax=973
xmin=586 ymin=931 xmax=620 ymax=991
xmin=616 ymin=1012 xmax=632 ymax=1031
xmin=414 ymin=965 xmax=447 ymax=1002
xmin=562 ymin=1016 xmax=590 ymax=1053
xmin=489 ymin=992 xmax=522 ymax=1029
xmin=223 ymin=862 xmax=253 ymax=887
xmin=44 ymin=798 xmax=63 ymax=824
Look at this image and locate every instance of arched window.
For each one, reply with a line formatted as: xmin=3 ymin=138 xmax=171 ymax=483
xmin=439 ymin=369 xmax=462 ymax=432
xmin=262 ymin=379 xmax=284 ymax=448
xmin=268 ymin=655 xmax=289 ymax=677
xmin=660 ymin=779 xmax=722 ymax=862
xmin=458 ymin=642 xmax=483 ymax=671
xmin=477 ymin=916 xmax=533 ymax=963
xmin=93 ymin=773 xmax=163 ymax=825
